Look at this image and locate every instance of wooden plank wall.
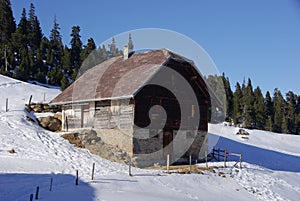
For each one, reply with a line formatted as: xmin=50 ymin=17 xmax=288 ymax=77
xmin=94 ymin=100 xmax=134 ymax=129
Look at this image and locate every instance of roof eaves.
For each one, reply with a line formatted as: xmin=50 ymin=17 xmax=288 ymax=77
xmin=49 ymin=95 xmax=134 ymax=106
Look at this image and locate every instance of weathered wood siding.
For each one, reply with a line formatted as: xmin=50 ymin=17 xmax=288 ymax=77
xmin=62 ymin=99 xmax=134 ymax=131
xmin=62 ymin=105 xmax=82 ymax=130
xmin=93 ymin=99 xmax=134 ymax=129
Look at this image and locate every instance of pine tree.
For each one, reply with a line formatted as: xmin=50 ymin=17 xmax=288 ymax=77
xmin=60 ymin=75 xmax=70 ymax=90
xmin=28 ymin=3 xmax=42 ymax=51
xmin=16 ymin=48 xmax=30 ymax=81
xmin=221 ymin=73 xmax=233 ymax=121
xmin=70 ymin=25 xmax=82 ymax=80
xmin=36 ymin=69 xmax=46 ymax=83
xmin=18 ymin=8 xmax=29 ymax=37
xmin=273 ymin=88 xmax=285 ymax=133
xmin=253 ymin=86 xmax=266 ymax=129
xmin=48 ymin=16 xmax=63 ymax=68
xmin=242 ymin=78 xmax=255 ymax=128
xmin=29 ymin=17 xmax=42 ymax=79
xmin=81 ymin=37 xmax=96 ymax=61
xmin=62 ymin=46 xmax=71 ymax=76
xmin=0 ymin=0 xmax=16 ymax=44
xmin=100 ymin=44 xmax=108 ymax=61
xmin=285 ymin=91 xmax=297 ymax=134
xmin=28 ymin=3 xmax=35 ymax=28
xmin=204 ymin=75 xmax=226 ymax=122
xmin=71 ymin=68 xmax=78 ymax=81
xmin=109 ymin=37 xmax=117 ymax=58
xmin=265 ymin=91 xmax=273 ymax=131
xmin=296 ymin=95 xmax=300 ymax=135
xmin=233 ymin=82 xmax=243 ymax=125
xmin=0 ymin=0 xmax=15 ymax=75
xmin=36 ymin=37 xmax=49 ymax=78
xmin=47 ymin=66 xmax=63 ymax=86
xmin=50 ymin=16 xmax=61 ymax=43
xmin=28 ymin=48 xmax=35 ymax=78
xmin=11 ymin=8 xmax=29 ymax=70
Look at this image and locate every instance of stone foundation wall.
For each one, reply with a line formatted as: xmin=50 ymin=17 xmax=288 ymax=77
xmin=132 ymin=129 xmax=208 ymax=167
xmin=62 ymin=130 xmax=130 ymax=164
xmin=95 ymin=129 xmax=133 ymax=155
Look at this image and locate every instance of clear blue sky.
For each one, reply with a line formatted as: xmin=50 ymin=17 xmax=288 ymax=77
xmin=10 ymin=0 xmax=300 ymax=95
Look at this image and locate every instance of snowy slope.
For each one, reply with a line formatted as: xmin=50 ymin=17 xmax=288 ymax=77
xmin=208 ymin=124 xmax=300 ymax=201
xmin=0 ymin=74 xmax=299 ymax=201
xmin=210 ymin=124 xmax=300 ymax=157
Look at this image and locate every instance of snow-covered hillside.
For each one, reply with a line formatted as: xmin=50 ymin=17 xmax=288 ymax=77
xmin=0 ymin=74 xmax=299 ymax=201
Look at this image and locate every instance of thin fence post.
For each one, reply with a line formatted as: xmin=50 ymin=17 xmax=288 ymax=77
xmin=35 ymin=186 xmax=39 ymax=200
xmin=91 ymin=163 xmax=95 ymax=180
xmin=224 ymin=149 xmax=227 ymax=168
xmin=218 ymin=148 xmax=220 ymax=161
xmin=65 ymin=116 xmax=69 ymax=132
xmin=129 ymin=158 xmax=132 ymax=176
xmin=75 ymin=170 xmax=79 ymax=186
xmin=189 ymin=155 xmax=192 ymax=172
xmin=167 ymin=154 xmax=170 ymax=173
xmin=240 ymin=154 xmax=242 ymax=169
xmin=43 ymin=92 xmax=46 ymax=102
xmin=49 ymin=177 xmax=53 ymax=192
xmin=30 ymin=194 xmax=33 ymax=201
xmin=28 ymin=95 xmax=32 ymax=107
xmin=205 ymin=151 xmax=208 ymax=168
xmin=5 ymin=98 xmax=8 ymax=112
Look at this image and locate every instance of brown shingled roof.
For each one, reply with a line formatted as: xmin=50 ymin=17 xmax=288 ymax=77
xmin=50 ymin=49 xmax=174 ymax=105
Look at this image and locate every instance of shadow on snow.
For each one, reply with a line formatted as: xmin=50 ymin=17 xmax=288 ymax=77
xmin=210 ymin=133 xmax=300 ymax=172
xmin=0 ymin=173 xmax=95 ymax=201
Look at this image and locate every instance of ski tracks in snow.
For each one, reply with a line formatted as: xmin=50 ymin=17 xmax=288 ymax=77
xmin=231 ymin=164 xmax=300 ymax=201
xmin=0 ymin=81 xmax=23 ymax=88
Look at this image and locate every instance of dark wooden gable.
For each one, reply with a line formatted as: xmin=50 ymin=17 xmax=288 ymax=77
xmin=134 ymin=57 xmax=211 ymax=132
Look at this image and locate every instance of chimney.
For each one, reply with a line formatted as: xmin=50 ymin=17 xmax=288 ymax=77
xmin=123 ymin=45 xmax=129 ymax=60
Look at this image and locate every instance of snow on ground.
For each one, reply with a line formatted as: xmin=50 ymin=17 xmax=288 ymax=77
xmin=209 ymin=124 xmax=300 ymax=157
xmin=0 ymin=74 xmax=299 ymax=201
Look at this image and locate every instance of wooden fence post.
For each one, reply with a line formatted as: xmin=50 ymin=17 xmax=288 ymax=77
xmin=129 ymin=158 xmax=132 ymax=176
xmin=189 ymin=155 xmax=192 ymax=172
xmin=167 ymin=154 xmax=170 ymax=173
xmin=30 ymin=194 xmax=33 ymax=201
xmin=35 ymin=186 xmax=39 ymax=200
xmin=49 ymin=177 xmax=53 ymax=192
xmin=224 ymin=149 xmax=227 ymax=167
xmin=43 ymin=92 xmax=46 ymax=102
xmin=91 ymin=163 xmax=95 ymax=180
xmin=75 ymin=170 xmax=79 ymax=185
xmin=205 ymin=151 xmax=208 ymax=168
xmin=5 ymin=98 xmax=8 ymax=112
xmin=28 ymin=95 xmax=32 ymax=107
xmin=65 ymin=116 xmax=69 ymax=132
xmin=240 ymin=154 xmax=242 ymax=169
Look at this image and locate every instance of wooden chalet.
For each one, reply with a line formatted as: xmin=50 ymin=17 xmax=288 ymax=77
xmin=50 ymin=48 xmax=211 ymax=167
